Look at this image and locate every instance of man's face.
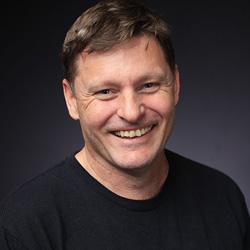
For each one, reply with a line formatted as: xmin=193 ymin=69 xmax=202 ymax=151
xmin=63 ymin=36 xmax=180 ymax=172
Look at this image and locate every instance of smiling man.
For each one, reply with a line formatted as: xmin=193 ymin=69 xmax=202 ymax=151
xmin=63 ymin=34 xmax=179 ymax=200
xmin=0 ymin=0 xmax=249 ymax=249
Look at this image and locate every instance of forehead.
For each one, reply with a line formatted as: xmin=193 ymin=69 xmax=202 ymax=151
xmin=74 ymin=36 xmax=171 ymax=85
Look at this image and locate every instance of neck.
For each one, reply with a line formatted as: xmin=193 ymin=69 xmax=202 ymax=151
xmin=75 ymin=148 xmax=169 ymax=200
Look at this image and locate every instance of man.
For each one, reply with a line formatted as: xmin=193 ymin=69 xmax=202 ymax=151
xmin=0 ymin=0 xmax=249 ymax=249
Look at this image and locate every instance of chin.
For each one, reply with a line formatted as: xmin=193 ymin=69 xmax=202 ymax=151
xmin=109 ymin=149 xmax=160 ymax=172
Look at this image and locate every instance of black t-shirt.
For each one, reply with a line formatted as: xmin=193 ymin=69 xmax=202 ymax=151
xmin=0 ymin=150 xmax=249 ymax=249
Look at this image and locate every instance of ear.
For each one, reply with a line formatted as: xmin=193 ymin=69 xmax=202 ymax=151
xmin=173 ymin=65 xmax=180 ymax=105
xmin=62 ymin=79 xmax=79 ymax=120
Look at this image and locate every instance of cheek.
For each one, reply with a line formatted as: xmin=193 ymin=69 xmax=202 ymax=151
xmin=144 ymin=94 xmax=175 ymax=118
xmin=78 ymin=100 xmax=117 ymax=129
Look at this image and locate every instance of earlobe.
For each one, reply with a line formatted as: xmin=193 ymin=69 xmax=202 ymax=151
xmin=62 ymin=79 xmax=79 ymax=120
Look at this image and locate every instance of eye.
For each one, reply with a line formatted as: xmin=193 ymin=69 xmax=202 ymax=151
xmin=94 ymin=88 xmax=117 ymax=100
xmin=141 ymin=82 xmax=160 ymax=93
xmin=144 ymin=83 xmax=154 ymax=88
xmin=98 ymin=89 xmax=111 ymax=95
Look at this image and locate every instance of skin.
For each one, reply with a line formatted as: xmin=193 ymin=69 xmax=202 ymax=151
xmin=63 ymin=35 xmax=180 ymax=200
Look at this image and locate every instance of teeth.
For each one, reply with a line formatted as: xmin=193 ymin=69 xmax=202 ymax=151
xmin=135 ymin=129 xmax=141 ymax=137
xmin=124 ymin=131 xmax=129 ymax=137
xmin=114 ymin=126 xmax=153 ymax=138
xmin=130 ymin=130 xmax=135 ymax=137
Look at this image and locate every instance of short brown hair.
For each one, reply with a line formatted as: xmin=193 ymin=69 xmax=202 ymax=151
xmin=62 ymin=0 xmax=175 ymax=83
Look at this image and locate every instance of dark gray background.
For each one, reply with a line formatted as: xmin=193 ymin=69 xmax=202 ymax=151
xmin=1 ymin=0 xmax=249 ymax=210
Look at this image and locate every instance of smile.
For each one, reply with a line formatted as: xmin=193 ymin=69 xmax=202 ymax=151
xmin=113 ymin=125 xmax=154 ymax=138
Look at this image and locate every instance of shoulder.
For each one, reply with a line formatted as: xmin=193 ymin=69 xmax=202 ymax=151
xmin=166 ymin=149 xmax=248 ymax=214
xmin=0 ymin=154 xmax=92 ymax=246
xmin=166 ymin=149 xmax=241 ymax=192
xmin=0 ymin=154 xmax=79 ymax=226
xmin=0 ymin=154 xmax=84 ymax=247
xmin=0 ymin=153 xmax=104 ymax=247
xmin=166 ymin=149 xmax=250 ymax=229
xmin=2 ymin=157 xmax=68 ymax=203
xmin=166 ymin=150 xmax=250 ymax=247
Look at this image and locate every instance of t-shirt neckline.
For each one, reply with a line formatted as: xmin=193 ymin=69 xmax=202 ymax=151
xmin=68 ymin=150 xmax=175 ymax=211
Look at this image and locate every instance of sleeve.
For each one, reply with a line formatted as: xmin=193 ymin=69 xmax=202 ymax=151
xmin=231 ymin=183 xmax=250 ymax=250
xmin=0 ymin=226 xmax=28 ymax=250
xmin=222 ymin=173 xmax=250 ymax=250
xmin=245 ymin=228 xmax=250 ymax=250
xmin=243 ymin=200 xmax=250 ymax=250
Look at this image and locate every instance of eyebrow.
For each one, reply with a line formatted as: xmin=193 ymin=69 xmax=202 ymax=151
xmin=136 ymin=72 xmax=173 ymax=84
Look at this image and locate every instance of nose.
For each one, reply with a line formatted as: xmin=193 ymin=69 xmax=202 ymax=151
xmin=117 ymin=91 xmax=145 ymax=123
